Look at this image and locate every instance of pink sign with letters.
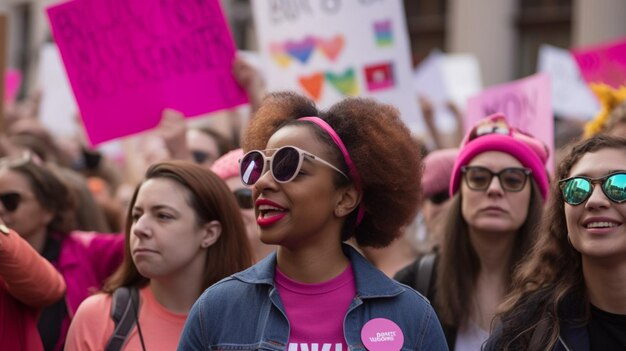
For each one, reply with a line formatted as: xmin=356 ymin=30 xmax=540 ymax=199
xmin=465 ymin=72 xmax=554 ymax=171
xmin=572 ymin=38 xmax=626 ymax=89
xmin=47 ymin=0 xmax=247 ymax=145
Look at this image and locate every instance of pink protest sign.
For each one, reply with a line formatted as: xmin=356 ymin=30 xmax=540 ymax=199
xmin=47 ymin=0 xmax=247 ymax=145
xmin=572 ymin=38 xmax=626 ymax=89
xmin=4 ymin=69 xmax=21 ymax=106
xmin=465 ymin=72 xmax=554 ymax=170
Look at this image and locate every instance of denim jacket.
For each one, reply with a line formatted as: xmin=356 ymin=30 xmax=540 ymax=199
xmin=178 ymin=244 xmax=448 ymax=350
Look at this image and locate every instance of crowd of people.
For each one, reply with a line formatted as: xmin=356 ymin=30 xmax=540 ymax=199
xmin=1 ymin=32 xmax=626 ymax=351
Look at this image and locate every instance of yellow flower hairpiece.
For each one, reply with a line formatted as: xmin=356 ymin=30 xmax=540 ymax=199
xmin=583 ymin=83 xmax=626 ymax=139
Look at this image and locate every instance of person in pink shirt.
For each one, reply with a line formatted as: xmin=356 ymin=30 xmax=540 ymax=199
xmin=0 ymin=153 xmax=124 ymax=350
xmin=65 ymin=161 xmax=252 ymax=350
xmin=0 ymin=223 xmax=66 ymax=351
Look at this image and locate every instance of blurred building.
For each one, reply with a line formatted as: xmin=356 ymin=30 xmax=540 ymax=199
xmin=1 ymin=0 xmax=625 ymax=96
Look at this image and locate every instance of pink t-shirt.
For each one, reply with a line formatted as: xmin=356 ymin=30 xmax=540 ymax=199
xmin=64 ymin=286 xmax=188 ymax=350
xmin=275 ymin=265 xmax=356 ymax=351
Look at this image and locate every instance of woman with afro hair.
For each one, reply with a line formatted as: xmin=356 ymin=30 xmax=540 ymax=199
xmin=178 ymin=91 xmax=447 ymax=350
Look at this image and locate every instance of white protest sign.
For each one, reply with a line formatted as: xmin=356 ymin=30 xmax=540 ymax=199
xmin=38 ymin=43 xmax=79 ymax=138
xmin=537 ymin=44 xmax=598 ymax=120
xmin=251 ymin=0 xmax=423 ymax=132
xmin=413 ymin=51 xmax=482 ymax=134
xmin=442 ymin=54 xmax=482 ymax=109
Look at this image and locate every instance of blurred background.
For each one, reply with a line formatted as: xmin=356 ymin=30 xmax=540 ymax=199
xmin=1 ymin=0 xmax=625 ymax=98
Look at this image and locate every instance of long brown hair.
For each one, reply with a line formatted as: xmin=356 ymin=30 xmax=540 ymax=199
xmin=434 ymin=179 xmax=544 ymax=328
xmin=103 ymin=161 xmax=252 ymax=293
xmin=492 ymin=135 xmax=626 ymax=350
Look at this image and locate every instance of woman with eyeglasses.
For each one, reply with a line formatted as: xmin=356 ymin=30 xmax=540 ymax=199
xmin=211 ymin=148 xmax=276 ymax=262
xmin=404 ymin=113 xmax=550 ymax=350
xmin=484 ymin=135 xmax=626 ymax=350
xmin=178 ymin=92 xmax=448 ymax=350
xmin=65 ymin=161 xmax=252 ymax=350
xmin=0 ymin=156 xmax=124 ymax=351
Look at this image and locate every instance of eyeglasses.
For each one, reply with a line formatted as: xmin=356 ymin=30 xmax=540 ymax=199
xmin=239 ymin=146 xmax=348 ymax=186
xmin=559 ymin=172 xmax=626 ymax=206
xmin=462 ymin=166 xmax=532 ymax=192
xmin=233 ymin=188 xmax=253 ymax=209
xmin=0 ymin=192 xmax=23 ymax=212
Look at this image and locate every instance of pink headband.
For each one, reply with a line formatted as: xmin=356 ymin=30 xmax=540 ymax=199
xmin=299 ymin=116 xmax=365 ymax=225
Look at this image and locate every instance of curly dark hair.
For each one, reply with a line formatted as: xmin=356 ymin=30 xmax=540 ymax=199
xmin=242 ymin=91 xmax=422 ymax=248
xmin=490 ymin=135 xmax=626 ymax=350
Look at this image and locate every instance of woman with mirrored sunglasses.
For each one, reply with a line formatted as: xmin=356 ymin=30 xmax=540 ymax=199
xmin=400 ymin=114 xmax=550 ymax=350
xmin=485 ymin=135 xmax=626 ymax=351
xmin=179 ymin=91 xmax=448 ymax=350
xmin=0 ymin=158 xmax=124 ymax=351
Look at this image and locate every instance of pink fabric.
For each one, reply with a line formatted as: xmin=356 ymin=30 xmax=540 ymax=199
xmin=211 ymin=148 xmax=244 ymax=180
xmin=422 ymin=148 xmax=458 ymax=199
xmin=0 ymin=230 xmax=66 ymax=351
xmin=275 ymin=265 xmax=355 ymax=350
xmin=298 ymin=116 xmax=365 ymax=224
xmin=51 ymin=231 xmax=124 ymax=351
xmin=450 ymin=114 xmax=550 ymax=200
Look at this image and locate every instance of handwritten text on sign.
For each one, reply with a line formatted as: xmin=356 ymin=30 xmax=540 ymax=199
xmin=269 ymin=0 xmax=384 ymax=23
xmin=47 ymin=0 xmax=246 ymax=145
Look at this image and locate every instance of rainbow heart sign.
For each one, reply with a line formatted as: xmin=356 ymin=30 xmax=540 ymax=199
xmin=317 ymin=35 xmax=345 ymax=62
xmin=285 ymin=36 xmax=316 ymax=64
xmin=326 ymin=68 xmax=359 ymax=96
xmin=268 ymin=34 xmax=346 ymax=68
xmin=298 ymin=72 xmax=325 ymax=101
xmin=270 ymin=43 xmax=292 ymax=68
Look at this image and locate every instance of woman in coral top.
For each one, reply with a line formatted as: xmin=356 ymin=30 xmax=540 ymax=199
xmin=65 ymin=161 xmax=252 ymax=350
xmin=0 ymin=223 xmax=65 ymax=351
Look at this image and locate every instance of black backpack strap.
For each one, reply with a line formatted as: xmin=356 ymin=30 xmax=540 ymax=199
xmin=105 ymin=287 xmax=140 ymax=351
xmin=415 ymin=253 xmax=436 ymax=297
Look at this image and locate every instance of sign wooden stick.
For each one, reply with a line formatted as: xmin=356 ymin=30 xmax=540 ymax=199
xmin=0 ymin=13 xmax=7 ymax=133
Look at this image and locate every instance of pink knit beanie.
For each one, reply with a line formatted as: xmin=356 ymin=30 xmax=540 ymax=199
xmin=422 ymin=148 xmax=459 ymax=199
xmin=210 ymin=148 xmax=243 ymax=180
xmin=449 ymin=114 xmax=550 ymax=200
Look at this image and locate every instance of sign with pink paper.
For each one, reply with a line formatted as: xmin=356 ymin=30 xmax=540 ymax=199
xmin=47 ymin=0 xmax=247 ymax=145
xmin=466 ymin=73 xmax=554 ymax=170
xmin=572 ymin=37 xmax=626 ymax=89
xmin=4 ymin=69 xmax=21 ymax=106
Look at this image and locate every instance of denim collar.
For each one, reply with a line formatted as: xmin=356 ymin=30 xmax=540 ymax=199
xmin=233 ymin=243 xmax=404 ymax=299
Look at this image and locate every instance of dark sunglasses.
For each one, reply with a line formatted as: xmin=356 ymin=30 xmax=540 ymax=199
xmin=239 ymin=146 xmax=348 ymax=186
xmin=191 ymin=150 xmax=212 ymax=164
xmin=559 ymin=172 xmax=626 ymax=206
xmin=429 ymin=191 xmax=450 ymax=205
xmin=0 ymin=192 xmax=22 ymax=212
xmin=233 ymin=188 xmax=253 ymax=209
xmin=462 ymin=166 xmax=531 ymax=192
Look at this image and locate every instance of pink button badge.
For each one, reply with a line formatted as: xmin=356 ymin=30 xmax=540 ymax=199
xmin=361 ymin=318 xmax=404 ymax=351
